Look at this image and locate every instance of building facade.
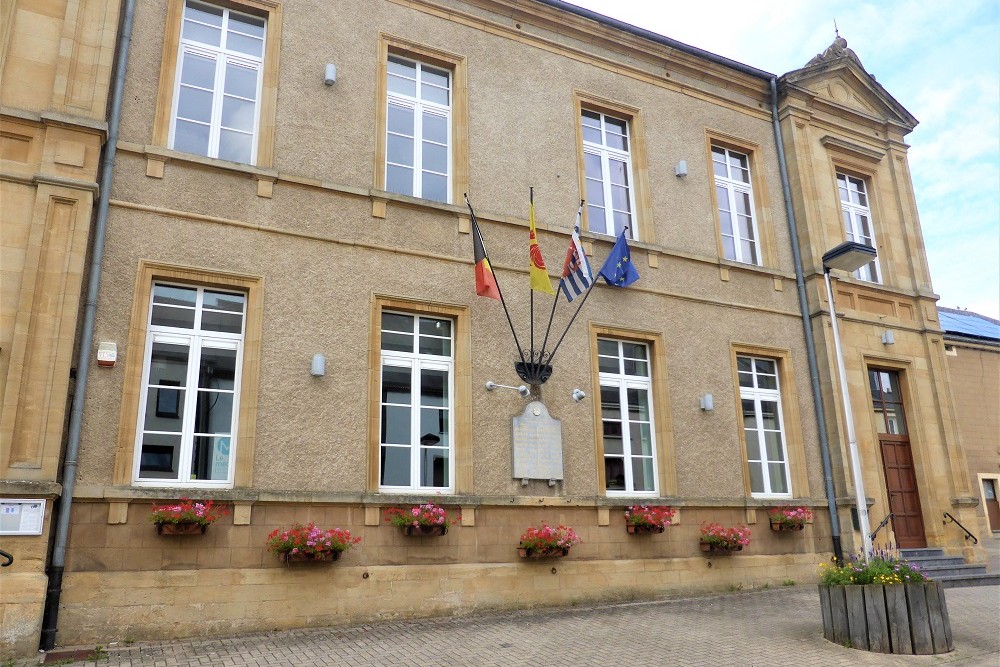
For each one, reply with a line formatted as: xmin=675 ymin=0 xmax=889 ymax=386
xmin=0 ymin=0 xmax=986 ymax=655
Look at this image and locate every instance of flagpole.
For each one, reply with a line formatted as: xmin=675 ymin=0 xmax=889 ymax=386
xmin=540 ymin=200 xmax=583 ymax=360
xmin=465 ymin=195 xmax=527 ymax=367
xmin=529 ymin=188 xmax=535 ymax=364
xmin=546 ymin=279 xmax=598 ymax=366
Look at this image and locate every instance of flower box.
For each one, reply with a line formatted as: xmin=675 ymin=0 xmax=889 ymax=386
xmin=155 ymin=521 xmax=207 ymax=536
xmin=769 ymin=519 xmax=805 ymax=532
xmin=819 ymin=582 xmax=952 ymax=654
xmin=626 ymin=524 xmax=665 ymax=535
xmin=517 ymin=547 xmax=570 ymax=559
xmin=282 ymin=550 xmax=342 ymax=564
xmin=699 ymin=540 xmax=743 ymax=554
xmin=402 ymin=524 xmax=448 ymax=537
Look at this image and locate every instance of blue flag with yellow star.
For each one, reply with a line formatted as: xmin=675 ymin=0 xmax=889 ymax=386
xmin=597 ymin=230 xmax=640 ymax=288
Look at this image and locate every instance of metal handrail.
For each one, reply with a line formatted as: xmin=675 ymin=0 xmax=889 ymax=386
xmin=0 ymin=549 xmax=13 ymax=567
xmin=870 ymin=512 xmax=893 ymax=542
xmin=943 ymin=512 xmax=979 ymax=545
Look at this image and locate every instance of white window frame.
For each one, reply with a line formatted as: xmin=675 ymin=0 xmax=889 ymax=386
xmin=598 ymin=338 xmax=658 ymax=496
xmin=133 ymin=283 xmax=246 ymax=488
xmin=385 ymin=55 xmax=453 ymax=203
xmin=837 ymin=173 xmax=881 ymax=283
xmin=168 ymin=0 xmax=266 ymax=165
xmin=379 ymin=312 xmax=455 ymax=492
xmin=583 ymin=110 xmax=638 ymax=239
xmin=738 ymin=355 xmax=791 ymax=498
xmin=713 ymin=145 xmax=761 ymax=266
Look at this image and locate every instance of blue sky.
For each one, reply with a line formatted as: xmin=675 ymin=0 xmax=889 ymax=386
xmin=569 ymin=0 xmax=1000 ymax=318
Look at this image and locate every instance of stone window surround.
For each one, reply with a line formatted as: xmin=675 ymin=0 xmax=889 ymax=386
xmin=151 ymin=0 xmax=282 ymax=168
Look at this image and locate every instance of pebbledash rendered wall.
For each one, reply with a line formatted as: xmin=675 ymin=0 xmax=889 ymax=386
xmin=35 ymin=0 xmax=976 ymax=650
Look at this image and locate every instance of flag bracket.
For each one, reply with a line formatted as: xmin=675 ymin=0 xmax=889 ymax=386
xmin=515 ymin=359 xmax=553 ymax=386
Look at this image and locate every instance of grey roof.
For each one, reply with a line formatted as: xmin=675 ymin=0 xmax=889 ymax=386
xmin=938 ymin=307 xmax=1000 ymax=343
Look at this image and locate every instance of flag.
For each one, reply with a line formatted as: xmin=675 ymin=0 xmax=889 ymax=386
xmin=528 ymin=190 xmax=555 ymax=294
xmin=559 ymin=205 xmax=593 ymax=302
xmin=598 ymin=230 xmax=640 ymax=288
xmin=470 ymin=209 xmax=500 ymax=301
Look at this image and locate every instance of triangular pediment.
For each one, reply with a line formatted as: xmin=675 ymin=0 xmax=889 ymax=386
xmin=781 ymin=38 xmax=918 ymax=129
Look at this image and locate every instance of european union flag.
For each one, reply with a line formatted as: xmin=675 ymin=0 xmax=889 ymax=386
xmin=597 ymin=231 xmax=640 ymax=288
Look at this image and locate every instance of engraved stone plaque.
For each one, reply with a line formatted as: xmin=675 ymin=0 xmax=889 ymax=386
xmin=512 ymin=401 xmax=563 ymax=481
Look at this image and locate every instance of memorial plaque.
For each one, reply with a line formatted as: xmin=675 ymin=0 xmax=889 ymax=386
xmin=512 ymin=401 xmax=563 ymax=481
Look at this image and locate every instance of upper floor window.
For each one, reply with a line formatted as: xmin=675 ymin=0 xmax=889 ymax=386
xmin=385 ymin=55 xmax=452 ymax=203
xmin=837 ymin=173 xmax=881 ymax=283
xmin=713 ymin=146 xmax=760 ymax=265
xmin=738 ymin=355 xmax=790 ymax=497
xmin=379 ymin=311 xmax=454 ymax=490
xmin=169 ymin=0 xmax=265 ymax=164
xmin=134 ymin=283 xmax=246 ymax=486
xmin=583 ymin=110 xmax=636 ymax=239
xmin=598 ymin=338 xmax=657 ymax=495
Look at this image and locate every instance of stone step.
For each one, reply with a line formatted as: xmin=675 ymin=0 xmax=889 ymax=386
xmin=939 ymin=573 xmax=1000 ymax=589
xmin=921 ymin=563 xmax=988 ymax=579
xmin=902 ymin=555 xmax=967 ymax=567
xmin=900 ymin=547 xmax=946 ymax=559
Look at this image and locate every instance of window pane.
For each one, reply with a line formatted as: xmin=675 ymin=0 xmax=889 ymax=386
xmin=182 ymin=19 xmax=222 ymax=47
xmin=605 ymin=129 xmax=628 ymax=151
xmin=600 ymin=386 xmax=621 ymax=419
xmin=381 ymin=405 xmax=410 ymax=445
xmin=611 ymin=185 xmax=630 ymax=212
xmin=154 ymin=285 xmax=196 ymax=306
xmin=722 ymin=236 xmax=736 ymax=261
xmin=381 ymin=366 xmax=411 ymax=404
xmin=763 ymin=430 xmax=784 ymax=461
xmin=201 ymin=309 xmax=243 ymax=334
xmin=420 ymin=408 xmax=448 ymax=448
xmin=602 ymin=428 xmax=623 ymax=456
xmin=149 ymin=343 xmax=190 ymax=386
xmin=581 ymin=110 xmax=601 ymax=128
xmin=738 ymin=371 xmax=753 ymax=388
xmin=883 ymin=405 xmax=907 ymax=435
xmin=387 ymin=134 xmax=414 ymax=166
xmin=744 ymin=429 xmax=761 ymax=460
xmin=151 ymin=304 xmax=196 ymax=329
xmin=181 ymin=52 xmax=216 ymax=89
xmin=420 ymin=447 xmax=449 ymax=487
xmin=419 ymin=317 xmax=451 ymax=337
xmin=629 ymin=422 xmax=652 ymax=456
xmin=380 ymin=445 xmax=410 ymax=486
xmin=420 ymin=65 xmax=449 ymax=90
xmin=387 ymin=103 xmax=414 ymax=136
xmin=584 ymin=152 xmax=603 ymax=179
xmin=612 ymin=211 xmax=631 ymax=237
xmin=604 ymin=115 xmax=627 ymax=137
xmin=422 ymin=140 xmax=448 ymax=174
xmin=735 ymin=191 xmax=751 ymax=216
xmin=139 ymin=433 xmax=181 ymax=479
xmin=609 ymin=159 xmax=629 ymax=187
xmin=586 ymin=180 xmax=605 ymax=209
xmin=760 ymin=401 xmax=779 ymax=430
xmin=204 ymin=291 xmax=244 ymax=312
xmin=221 ymin=95 xmax=255 ymax=132
xmin=420 ymin=368 xmax=448 ymax=407
xmin=218 ymin=129 xmax=252 ymax=163
xmin=605 ymin=457 xmax=625 ymax=490
xmin=177 ymin=86 xmax=213 ymax=123
xmin=421 ymin=171 xmax=448 ymax=203
xmin=145 ymin=386 xmax=185 ymax=431
xmin=626 ymin=388 xmax=649 ymax=420
xmin=737 ymin=356 xmax=752 ymax=373
xmin=742 ymin=399 xmax=757 ymax=429
xmin=422 ymin=112 xmax=447 ymax=145
xmin=172 ymin=120 xmax=210 ymax=156
xmin=388 ymin=56 xmax=416 ymax=78
xmin=227 ymin=31 xmax=263 ymax=58
xmin=622 ymin=342 xmax=646 ymax=360
xmin=386 ymin=164 xmax=413 ymax=196
xmin=597 ymin=339 xmax=617 ymax=356
xmin=198 ymin=347 xmax=237 ymax=390
xmin=190 ymin=435 xmax=231 ymax=480
xmin=388 ymin=73 xmax=416 ymax=97
xmin=421 ymin=84 xmax=449 ymax=106
xmin=229 ymin=11 xmax=264 ymax=36
xmin=381 ymin=331 xmax=412 ymax=353
xmin=754 ymin=357 xmax=775 ymax=374
xmin=418 ymin=335 xmax=450 ymax=356
xmin=748 ymin=462 xmax=764 ymax=494
xmin=756 ymin=371 xmax=777 ymax=391
xmin=383 ymin=313 xmax=413 ymax=332
xmin=583 ymin=125 xmax=602 ymax=144
xmin=768 ymin=463 xmax=789 ymax=494
xmin=716 ymin=185 xmax=731 ymax=213
xmin=631 ymin=458 xmax=653 ymax=492
xmin=622 ymin=358 xmax=648 ymax=377
xmin=195 ymin=390 xmax=233 ymax=434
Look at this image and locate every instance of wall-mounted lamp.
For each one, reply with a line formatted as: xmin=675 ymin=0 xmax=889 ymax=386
xmin=699 ymin=393 xmax=714 ymax=411
xmin=675 ymin=160 xmax=687 ymax=177
xmin=571 ymin=388 xmax=586 ymax=402
xmin=881 ymin=330 xmax=895 ymax=345
xmin=485 ymin=380 xmax=530 ymax=398
xmin=311 ymin=354 xmax=326 ymax=377
xmin=324 ymin=63 xmax=337 ymax=86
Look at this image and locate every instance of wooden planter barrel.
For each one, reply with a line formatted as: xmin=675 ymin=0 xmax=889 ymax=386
xmin=626 ymin=524 xmax=665 ymax=535
xmin=155 ymin=522 xmax=207 ymax=535
xmin=818 ymin=582 xmax=952 ymax=654
xmin=402 ymin=524 xmax=448 ymax=537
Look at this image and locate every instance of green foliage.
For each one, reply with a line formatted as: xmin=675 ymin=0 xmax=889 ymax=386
xmin=818 ymin=550 xmax=929 ymax=586
xmin=782 ymin=578 xmax=796 ymax=586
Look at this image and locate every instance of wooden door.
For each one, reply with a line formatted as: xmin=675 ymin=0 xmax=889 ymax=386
xmin=984 ymin=479 xmax=1000 ymax=532
xmin=879 ymin=435 xmax=926 ymax=548
xmin=869 ymin=369 xmax=926 ymax=549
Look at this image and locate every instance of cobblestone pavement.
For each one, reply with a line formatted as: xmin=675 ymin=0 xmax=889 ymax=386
xmin=28 ymin=582 xmax=1000 ymax=667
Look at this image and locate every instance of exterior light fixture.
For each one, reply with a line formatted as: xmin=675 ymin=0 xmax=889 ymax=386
xmin=822 ymin=240 xmax=877 ymax=561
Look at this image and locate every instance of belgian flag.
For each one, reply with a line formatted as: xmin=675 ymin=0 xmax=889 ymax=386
xmin=472 ymin=214 xmax=501 ymax=301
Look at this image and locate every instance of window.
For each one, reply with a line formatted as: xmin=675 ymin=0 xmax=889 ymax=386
xmin=837 ymin=173 xmax=881 ymax=282
xmin=167 ymin=0 xmax=266 ymax=164
xmin=582 ymin=110 xmax=636 ymax=239
xmin=384 ymin=55 xmax=451 ymax=203
xmin=713 ymin=146 xmax=760 ymax=265
xmin=133 ymin=283 xmax=246 ymax=486
xmin=868 ymin=369 xmax=907 ymax=435
xmin=379 ymin=311 xmax=454 ymax=490
xmin=598 ymin=338 xmax=657 ymax=494
xmin=738 ymin=355 xmax=790 ymax=497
